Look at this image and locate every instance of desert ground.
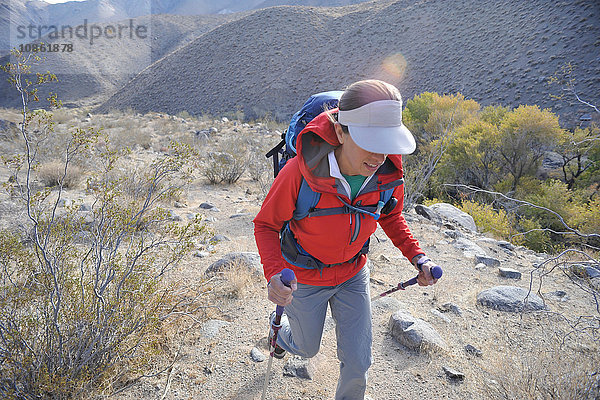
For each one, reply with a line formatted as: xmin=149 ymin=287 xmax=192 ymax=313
xmin=1 ymin=107 xmax=597 ymax=399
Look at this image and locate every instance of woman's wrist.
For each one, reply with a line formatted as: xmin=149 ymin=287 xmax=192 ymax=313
xmin=411 ymin=254 xmax=426 ymax=268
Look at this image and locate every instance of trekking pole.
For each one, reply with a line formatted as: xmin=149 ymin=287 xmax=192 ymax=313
xmin=261 ymin=268 xmax=295 ymax=400
xmin=371 ymin=265 xmax=443 ymax=302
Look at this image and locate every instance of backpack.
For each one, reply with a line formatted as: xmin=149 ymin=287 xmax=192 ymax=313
xmin=265 ymin=90 xmax=343 ymax=178
xmin=266 ymin=91 xmax=400 ymax=272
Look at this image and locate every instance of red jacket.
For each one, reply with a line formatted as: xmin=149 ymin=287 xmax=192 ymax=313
xmin=253 ymin=110 xmax=424 ymax=286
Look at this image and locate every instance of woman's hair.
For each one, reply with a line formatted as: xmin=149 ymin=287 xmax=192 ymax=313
xmin=330 ymin=79 xmax=402 ymax=133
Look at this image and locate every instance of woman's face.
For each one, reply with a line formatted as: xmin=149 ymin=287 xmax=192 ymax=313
xmin=334 ymin=123 xmax=387 ymax=176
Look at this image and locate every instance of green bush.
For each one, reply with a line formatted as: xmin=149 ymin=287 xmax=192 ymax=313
xmin=458 ymin=199 xmax=512 ymax=240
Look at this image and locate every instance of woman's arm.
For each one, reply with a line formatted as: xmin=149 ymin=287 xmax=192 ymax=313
xmin=253 ymin=158 xmax=303 ymax=282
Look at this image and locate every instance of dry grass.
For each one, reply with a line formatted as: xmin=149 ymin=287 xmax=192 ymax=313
xmin=479 ymin=341 xmax=599 ymax=399
xmin=215 ymin=260 xmax=262 ymax=300
xmin=36 ymin=159 xmax=83 ymax=188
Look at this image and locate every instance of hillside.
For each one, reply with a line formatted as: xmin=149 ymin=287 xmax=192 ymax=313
xmin=0 ymin=13 xmax=241 ymax=107
xmin=94 ymin=0 xmax=599 ymax=126
xmin=0 ymin=0 xmax=370 ymax=53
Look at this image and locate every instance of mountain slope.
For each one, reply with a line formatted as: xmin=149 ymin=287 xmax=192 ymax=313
xmin=96 ymin=0 xmax=600 ymax=125
xmin=0 ymin=0 xmax=372 ymax=53
xmin=0 ymin=12 xmax=242 ymax=108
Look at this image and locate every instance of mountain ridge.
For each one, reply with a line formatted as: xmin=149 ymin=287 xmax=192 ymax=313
xmin=96 ymin=0 xmax=600 ymax=125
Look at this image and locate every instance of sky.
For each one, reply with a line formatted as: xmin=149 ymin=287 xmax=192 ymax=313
xmin=43 ymin=0 xmax=86 ymax=3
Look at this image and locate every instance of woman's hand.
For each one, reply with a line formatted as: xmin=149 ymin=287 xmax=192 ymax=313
xmin=412 ymin=255 xmax=439 ymax=286
xmin=267 ymin=272 xmax=298 ymax=306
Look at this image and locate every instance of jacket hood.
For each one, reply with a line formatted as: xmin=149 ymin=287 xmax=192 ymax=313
xmin=296 ymin=109 xmax=404 ymax=196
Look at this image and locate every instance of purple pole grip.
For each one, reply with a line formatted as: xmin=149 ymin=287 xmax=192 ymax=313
xmin=275 ymin=268 xmax=295 ymax=317
xmin=405 ymin=266 xmax=443 ymax=288
xmin=280 ymin=268 xmax=295 ymax=287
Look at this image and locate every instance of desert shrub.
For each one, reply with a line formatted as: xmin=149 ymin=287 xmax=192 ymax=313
xmin=0 ymin=50 xmax=209 ymax=398
xmin=512 ymin=216 xmax=554 ymax=253
xmin=202 ymin=137 xmax=249 ymax=184
xmin=482 ymin=344 xmax=599 ymax=400
xmin=458 ymin=199 xmax=512 ymax=240
xmin=36 ymin=159 xmax=83 ymax=188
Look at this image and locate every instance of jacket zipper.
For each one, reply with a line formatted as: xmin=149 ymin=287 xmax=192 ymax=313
xmin=349 ymin=200 xmax=362 ymax=244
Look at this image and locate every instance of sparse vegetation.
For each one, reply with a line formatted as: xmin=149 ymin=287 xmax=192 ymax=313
xmin=0 ymin=49 xmax=211 ymax=398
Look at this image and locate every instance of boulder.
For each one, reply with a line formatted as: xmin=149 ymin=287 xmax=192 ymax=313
xmin=499 ymin=268 xmax=522 ymax=279
xmin=414 ymin=204 xmax=442 ymax=224
xmin=475 ymin=254 xmax=501 ymax=267
xmin=388 ymin=310 xmax=448 ymax=352
xmin=205 ymin=252 xmax=262 ymax=276
xmin=477 ymin=286 xmax=546 ymax=312
xmin=453 ymin=237 xmax=486 ymax=257
xmin=429 ymin=203 xmax=477 ymax=232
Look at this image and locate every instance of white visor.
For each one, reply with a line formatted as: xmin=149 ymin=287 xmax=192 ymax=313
xmin=337 ymin=99 xmax=416 ymax=155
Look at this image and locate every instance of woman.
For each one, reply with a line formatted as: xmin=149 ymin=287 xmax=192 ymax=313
xmin=253 ymin=79 xmax=438 ymax=400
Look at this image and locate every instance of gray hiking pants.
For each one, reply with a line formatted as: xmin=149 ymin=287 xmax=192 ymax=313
xmin=275 ymin=265 xmax=372 ymax=400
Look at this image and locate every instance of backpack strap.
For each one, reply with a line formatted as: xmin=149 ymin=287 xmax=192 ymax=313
xmin=292 ymin=178 xmax=321 ymax=220
xmin=280 ymin=178 xmax=401 ymax=272
xmin=293 ymin=178 xmax=400 ymax=221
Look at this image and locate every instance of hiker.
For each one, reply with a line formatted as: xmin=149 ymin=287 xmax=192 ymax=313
xmin=253 ymin=79 xmax=438 ymax=400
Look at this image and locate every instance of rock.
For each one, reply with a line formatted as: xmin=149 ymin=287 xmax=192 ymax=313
xmin=585 ymin=266 xmax=600 ymax=279
xmin=283 ymin=354 xmax=325 ymax=380
xmin=475 ymin=255 xmax=500 ymax=267
xmin=542 ymin=151 xmax=563 ymax=170
xmin=250 ymin=347 xmax=266 ymax=363
xmin=58 ymin=198 xmax=73 ymax=207
xmin=193 ymin=250 xmax=209 ymax=258
xmin=210 ymin=234 xmax=231 ymax=243
xmin=475 ymin=263 xmax=487 ymax=271
xmin=168 ymin=210 xmax=182 ymax=221
xmin=464 ymin=344 xmax=483 ymax=357
xmin=453 ymin=238 xmax=487 ymax=257
xmin=546 ymin=290 xmax=569 ymax=302
xmin=414 ymin=204 xmax=442 ymax=224
xmin=430 ymin=308 xmax=451 ymax=323
xmin=388 ymin=310 xmax=448 ymax=353
xmin=444 ymin=229 xmax=463 ymax=239
xmin=0 ymin=119 xmax=18 ymax=135
xmin=200 ymin=319 xmax=230 ymax=338
xmin=323 ymin=315 xmax=336 ymax=333
xmin=378 ymin=254 xmax=391 ymax=263
xmin=477 ymin=286 xmax=546 ymax=312
xmin=443 ymin=366 xmax=465 ymax=381
xmin=205 ymin=252 xmax=262 ymax=276
xmin=174 ymin=201 xmax=187 ymax=208
xmin=439 ymin=302 xmax=463 ymax=316
xmin=199 ymin=202 xmax=217 ymax=210
xmin=79 ymin=204 xmax=92 ymax=212
xmin=499 ymin=268 xmax=522 ymax=280
xmin=429 ymin=203 xmax=477 ymax=232
xmin=230 ymin=213 xmax=251 ymax=218
xmin=497 ymin=241 xmax=516 ymax=251
xmin=209 ymin=127 xmax=218 ymax=134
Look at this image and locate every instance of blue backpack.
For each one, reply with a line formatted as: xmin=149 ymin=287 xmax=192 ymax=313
xmin=266 ymin=90 xmax=343 ymax=178
xmin=266 ymin=91 xmax=400 ymax=272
